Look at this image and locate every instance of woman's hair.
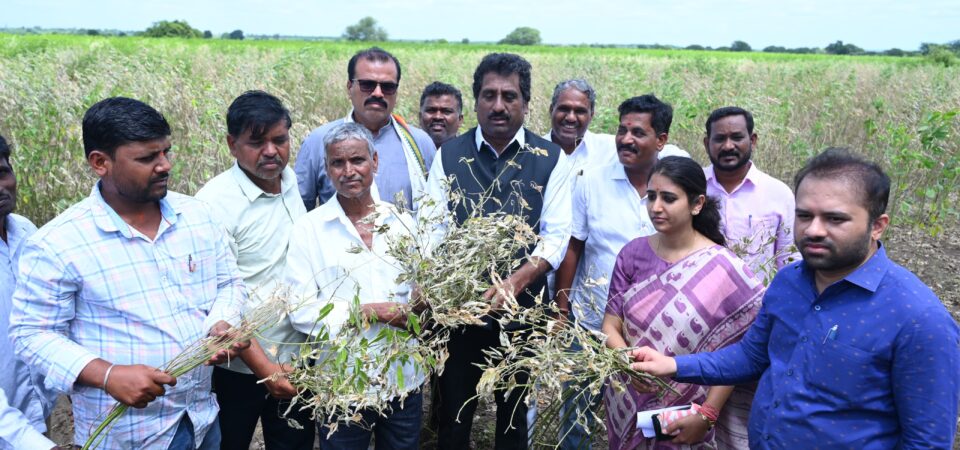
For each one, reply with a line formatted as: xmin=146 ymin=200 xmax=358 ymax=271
xmin=649 ymin=156 xmax=726 ymax=246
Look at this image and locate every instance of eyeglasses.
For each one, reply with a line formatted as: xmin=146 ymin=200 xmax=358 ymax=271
xmin=352 ymin=79 xmax=399 ymax=95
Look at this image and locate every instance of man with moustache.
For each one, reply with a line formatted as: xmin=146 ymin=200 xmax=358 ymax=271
xmin=425 ymin=53 xmax=572 ymax=450
xmin=296 ymin=47 xmax=436 ymax=211
xmin=419 ymin=81 xmax=464 ymax=149
xmin=11 ymin=97 xmax=246 ymax=449
xmin=703 ymin=107 xmax=798 ymax=280
xmin=629 ymin=148 xmax=960 ymax=449
xmin=0 ymin=134 xmax=57 ymax=450
xmin=543 ymin=80 xmax=688 ymax=178
xmin=195 ymin=91 xmax=313 ymax=449
xmin=551 ymin=94 xmax=675 ymax=449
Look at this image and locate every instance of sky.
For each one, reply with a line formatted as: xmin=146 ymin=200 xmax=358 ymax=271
xmin=4 ymin=0 xmax=959 ymax=51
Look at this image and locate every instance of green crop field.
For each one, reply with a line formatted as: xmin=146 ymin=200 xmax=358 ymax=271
xmin=2 ymin=33 xmax=959 ymax=448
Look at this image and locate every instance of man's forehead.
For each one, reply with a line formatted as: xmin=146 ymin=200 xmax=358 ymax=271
xmin=355 ymin=58 xmax=398 ymax=78
xmin=480 ymin=72 xmax=521 ymax=90
xmin=118 ymin=136 xmax=172 ymax=153
xmin=620 ymin=112 xmax=653 ymax=127
xmin=424 ymin=95 xmax=458 ymax=107
xmin=796 ymin=176 xmax=867 ymax=212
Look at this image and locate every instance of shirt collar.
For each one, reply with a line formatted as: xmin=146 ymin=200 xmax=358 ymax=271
xmin=90 ymin=182 xmax=178 ymax=238
xmin=545 ymin=129 xmax=591 ymax=157
xmin=800 ymin=242 xmax=890 ymax=294
xmin=2 ymin=213 xmax=32 ymax=249
xmin=475 ymin=125 xmax=526 ymax=158
xmin=229 ymin=163 xmax=297 ymax=203
xmin=316 ymin=195 xmax=391 ymax=231
xmin=344 ymin=109 xmax=395 ymax=136
xmin=705 ymin=161 xmax=760 ymax=192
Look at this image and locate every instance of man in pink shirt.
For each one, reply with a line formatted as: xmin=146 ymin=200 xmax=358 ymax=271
xmin=703 ymin=107 xmax=799 ymax=282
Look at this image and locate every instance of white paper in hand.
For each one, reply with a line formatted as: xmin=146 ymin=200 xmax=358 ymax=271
xmin=636 ymin=405 xmax=691 ymax=437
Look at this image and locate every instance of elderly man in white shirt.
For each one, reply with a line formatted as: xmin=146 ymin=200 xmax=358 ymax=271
xmin=287 ymin=122 xmax=425 ymax=450
xmin=552 ymin=94 xmax=685 ymax=450
xmin=194 ymin=91 xmax=313 ymax=450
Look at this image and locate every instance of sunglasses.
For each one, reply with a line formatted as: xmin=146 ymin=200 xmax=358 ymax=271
xmin=352 ymin=79 xmax=399 ymax=95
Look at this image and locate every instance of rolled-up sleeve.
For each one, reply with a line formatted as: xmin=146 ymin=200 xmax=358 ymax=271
xmin=531 ymin=151 xmax=573 ymax=269
xmin=10 ymin=241 xmax=96 ymax=395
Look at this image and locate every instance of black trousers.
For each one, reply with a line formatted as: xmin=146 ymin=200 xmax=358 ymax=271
xmin=436 ymin=323 xmax=530 ymax=450
xmin=213 ymin=366 xmax=315 ymax=450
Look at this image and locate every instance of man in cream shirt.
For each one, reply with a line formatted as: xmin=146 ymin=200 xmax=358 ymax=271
xmin=195 ymin=91 xmax=313 ymax=449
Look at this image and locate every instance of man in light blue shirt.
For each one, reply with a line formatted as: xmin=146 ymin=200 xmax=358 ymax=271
xmin=11 ymin=98 xmax=246 ymax=449
xmin=0 ymin=134 xmax=55 ymax=450
xmin=295 ymin=47 xmax=436 ymax=211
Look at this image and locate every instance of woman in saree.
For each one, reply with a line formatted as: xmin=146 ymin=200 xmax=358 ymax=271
xmin=602 ymin=156 xmax=764 ymax=449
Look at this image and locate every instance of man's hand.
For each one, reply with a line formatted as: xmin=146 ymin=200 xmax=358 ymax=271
xmin=665 ymin=413 xmax=711 ymax=444
xmin=261 ymin=363 xmax=298 ymax=399
xmin=206 ymin=320 xmax=250 ymax=365
xmin=628 ymin=346 xmax=678 ymax=377
xmin=627 ymin=373 xmax=658 ymax=394
xmin=104 ymin=364 xmax=177 ymax=409
xmin=482 ymin=279 xmax=518 ymax=310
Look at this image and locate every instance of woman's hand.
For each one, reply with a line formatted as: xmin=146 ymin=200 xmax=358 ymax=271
xmin=664 ymin=412 xmax=711 ymax=444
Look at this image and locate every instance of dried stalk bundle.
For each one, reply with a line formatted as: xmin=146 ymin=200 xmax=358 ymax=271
xmin=81 ymin=291 xmax=291 ymax=450
xmin=472 ymin=301 xmax=679 ymax=449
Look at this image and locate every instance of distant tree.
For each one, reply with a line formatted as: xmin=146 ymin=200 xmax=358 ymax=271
xmin=716 ymin=46 xmax=731 ymax=52
xmin=203 ymin=30 xmax=213 ymax=39
xmin=143 ymin=20 xmax=202 ymax=38
xmin=763 ymin=45 xmax=787 ymax=53
xmin=825 ymin=40 xmax=863 ymax=55
xmin=927 ymin=46 xmax=958 ymax=66
xmin=118 ymin=32 xmax=126 ymax=37
xmin=730 ymin=40 xmax=752 ymax=52
xmin=884 ymin=48 xmax=905 ymax=57
xmin=343 ymin=16 xmax=388 ymax=41
xmin=461 ymin=38 xmax=470 ymax=44
xmin=499 ymin=27 xmax=541 ymax=46
xmin=228 ymin=29 xmax=244 ymax=40
xmin=685 ymin=44 xmax=705 ymax=51
xmin=436 ymin=38 xmax=448 ymax=44
xmin=86 ymin=29 xmax=100 ymax=36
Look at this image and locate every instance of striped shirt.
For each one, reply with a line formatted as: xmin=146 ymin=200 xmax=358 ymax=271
xmin=10 ymin=184 xmax=244 ymax=449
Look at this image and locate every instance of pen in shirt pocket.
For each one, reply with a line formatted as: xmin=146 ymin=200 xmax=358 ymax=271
xmin=822 ymin=324 xmax=838 ymax=344
xmin=188 ymin=254 xmax=197 ymax=273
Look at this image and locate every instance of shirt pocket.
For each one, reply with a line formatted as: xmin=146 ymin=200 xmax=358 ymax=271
xmin=170 ymin=249 xmax=218 ymax=312
xmin=803 ymin=340 xmax=888 ymax=408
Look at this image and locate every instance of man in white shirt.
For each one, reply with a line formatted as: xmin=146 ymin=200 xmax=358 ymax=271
xmin=194 ymin=91 xmax=313 ymax=449
xmin=425 ymin=53 xmax=573 ymax=450
xmin=0 ymin=134 xmax=56 ymax=450
xmin=543 ymin=80 xmax=690 ymax=179
xmin=552 ymin=94 xmax=679 ymax=449
xmin=287 ymin=122 xmax=424 ymax=450
xmin=419 ymin=81 xmax=464 ymax=149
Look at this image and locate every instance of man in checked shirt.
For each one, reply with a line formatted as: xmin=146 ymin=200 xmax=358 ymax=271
xmin=10 ymin=97 xmax=247 ymax=449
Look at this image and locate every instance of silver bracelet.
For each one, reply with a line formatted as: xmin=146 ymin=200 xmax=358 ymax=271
xmin=103 ymin=364 xmax=116 ymax=392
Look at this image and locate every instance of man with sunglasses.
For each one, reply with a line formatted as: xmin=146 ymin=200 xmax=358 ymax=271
xmin=296 ymin=47 xmax=436 ymax=212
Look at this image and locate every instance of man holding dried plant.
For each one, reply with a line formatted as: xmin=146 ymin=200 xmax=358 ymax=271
xmin=286 ymin=122 xmax=425 ymax=450
xmin=194 ymin=91 xmax=313 ymax=449
xmin=10 ymin=98 xmax=246 ymax=449
xmin=631 ymin=148 xmax=960 ymax=449
xmin=424 ymin=52 xmax=573 ymax=450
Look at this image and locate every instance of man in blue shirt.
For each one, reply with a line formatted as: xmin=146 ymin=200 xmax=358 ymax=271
xmin=630 ymin=147 xmax=960 ymax=448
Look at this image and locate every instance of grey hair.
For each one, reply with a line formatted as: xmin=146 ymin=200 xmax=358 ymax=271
xmin=322 ymin=122 xmax=377 ymax=157
xmin=549 ymin=79 xmax=596 ymax=112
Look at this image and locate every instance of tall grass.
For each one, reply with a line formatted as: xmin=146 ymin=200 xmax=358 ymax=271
xmin=1 ymin=34 xmax=957 ymax=225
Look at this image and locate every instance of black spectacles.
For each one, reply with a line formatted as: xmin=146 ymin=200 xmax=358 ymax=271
xmin=352 ymin=79 xmax=399 ymax=95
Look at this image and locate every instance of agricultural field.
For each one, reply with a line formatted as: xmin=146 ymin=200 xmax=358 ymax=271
xmin=2 ymin=34 xmax=958 ymax=448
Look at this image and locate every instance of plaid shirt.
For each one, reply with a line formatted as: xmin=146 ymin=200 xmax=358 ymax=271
xmin=10 ymin=184 xmax=244 ymax=449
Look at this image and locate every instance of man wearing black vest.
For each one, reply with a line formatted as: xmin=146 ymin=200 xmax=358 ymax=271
xmin=424 ymin=53 xmax=573 ymax=450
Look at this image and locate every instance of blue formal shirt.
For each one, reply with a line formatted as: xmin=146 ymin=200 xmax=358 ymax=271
xmin=675 ymin=244 xmax=960 ymax=449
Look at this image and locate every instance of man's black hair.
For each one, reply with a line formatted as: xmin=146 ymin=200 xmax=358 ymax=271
xmin=347 ymin=47 xmax=402 ymax=82
xmin=0 ymin=134 xmax=10 ymax=164
xmin=419 ymin=81 xmax=463 ymax=113
xmin=617 ymin=94 xmax=673 ymax=135
xmin=226 ymin=90 xmax=292 ymax=140
xmin=794 ymin=147 xmax=891 ymax=222
xmin=705 ymin=106 xmax=755 ymax=136
xmin=82 ymin=97 xmax=171 ymax=158
xmin=472 ymin=53 xmax=532 ymax=103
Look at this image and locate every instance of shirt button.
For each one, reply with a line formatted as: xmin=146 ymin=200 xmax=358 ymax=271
xmin=765 ymin=434 xmax=771 ymax=441
xmin=161 ymin=276 xmax=169 ymax=283
xmin=800 ymin=336 xmax=808 ymax=343
xmin=773 ymin=400 xmax=780 ymax=408
xmin=814 ymin=305 xmax=821 ymax=311
xmin=787 ymin=369 xmax=794 ymax=376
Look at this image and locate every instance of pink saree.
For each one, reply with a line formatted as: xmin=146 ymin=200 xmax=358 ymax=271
xmin=604 ymin=237 xmax=764 ymax=449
